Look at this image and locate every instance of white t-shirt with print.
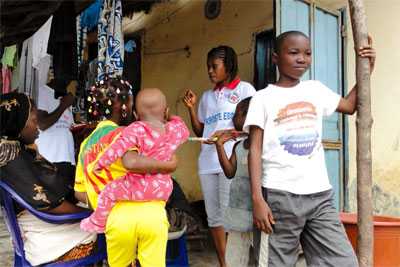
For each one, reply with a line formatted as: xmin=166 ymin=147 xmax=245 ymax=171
xmin=35 ymin=85 xmax=75 ymax=165
xmin=243 ymin=80 xmax=341 ymax=194
xmin=198 ymin=81 xmax=256 ymax=174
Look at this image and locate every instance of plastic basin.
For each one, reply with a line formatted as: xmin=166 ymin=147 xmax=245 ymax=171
xmin=340 ymin=212 xmax=400 ymax=267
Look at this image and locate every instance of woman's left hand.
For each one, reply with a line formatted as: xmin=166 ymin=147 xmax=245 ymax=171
xmin=358 ymin=35 xmax=376 ymax=73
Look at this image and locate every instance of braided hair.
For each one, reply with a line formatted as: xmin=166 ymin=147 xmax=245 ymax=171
xmin=207 ymin=45 xmax=238 ymax=82
xmin=0 ymin=93 xmax=31 ymax=140
xmin=86 ymin=76 xmax=133 ymax=122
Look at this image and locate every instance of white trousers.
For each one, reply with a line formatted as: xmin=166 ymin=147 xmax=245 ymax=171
xmin=199 ymin=173 xmax=231 ymax=227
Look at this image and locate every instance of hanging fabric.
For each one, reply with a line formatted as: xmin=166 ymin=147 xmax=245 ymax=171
xmin=32 ymin=18 xmax=53 ymax=69
xmin=47 ymin=2 xmax=78 ymax=98
xmin=77 ymin=16 xmax=82 ymax=67
xmin=1 ymin=45 xmax=17 ymax=68
xmin=77 ymin=16 xmax=88 ymax=67
xmin=2 ymin=68 xmax=12 ymax=94
xmin=78 ymin=0 xmax=101 ymax=68
xmin=18 ymin=16 xmax=53 ymax=102
xmin=80 ymin=0 xmax=102 ymax=31
xmin=97 ymin=0 xmax=124 ymax=81
xmin=1 ymin=45 xmax=17 ymax=94
xmin=11 ymin=62 xmax=20 ymax=91
xmin=18 ymin=38 xmax=34 ymax=96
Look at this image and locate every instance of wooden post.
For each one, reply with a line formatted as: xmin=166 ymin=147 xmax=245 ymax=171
xmin=348 ymin=1 xmax=373 ymax=266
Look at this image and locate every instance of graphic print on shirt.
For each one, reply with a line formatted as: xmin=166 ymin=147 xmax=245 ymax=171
xmin=228 ymin=92 xmax=240 ymax=104
xmin=274 ymin=101 xmax=319 ymax=156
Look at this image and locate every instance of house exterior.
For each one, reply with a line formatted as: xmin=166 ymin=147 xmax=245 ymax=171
xmin=122 ymin=0 xmax=400 ymax=217
xmin=331 ymin=0 xmax=400 ymax=217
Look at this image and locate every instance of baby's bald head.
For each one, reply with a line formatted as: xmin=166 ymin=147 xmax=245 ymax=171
xmin=135 ymin=88 xmax=168 ymax=122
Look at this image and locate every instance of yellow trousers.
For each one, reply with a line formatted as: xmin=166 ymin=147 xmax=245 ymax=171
xmin=105 ymin=201 xmax=169 ymax=267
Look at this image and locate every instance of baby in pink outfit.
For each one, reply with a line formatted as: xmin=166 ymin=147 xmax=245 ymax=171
xmin=81 ymin=88 xmax=189 ymax=233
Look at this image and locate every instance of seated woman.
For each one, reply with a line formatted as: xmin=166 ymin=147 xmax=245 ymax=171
xmin=0 ymin=92 xmax=96 ymax=266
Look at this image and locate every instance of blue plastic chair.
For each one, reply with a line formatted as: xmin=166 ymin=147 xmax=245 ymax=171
xmin=0 ymin=180 xmax=107 ymax=267
xmin=166 ymin=234 xmax=189 ymax=267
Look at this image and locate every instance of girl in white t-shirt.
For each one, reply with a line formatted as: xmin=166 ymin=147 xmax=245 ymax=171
xmin=183 ymin=45 xmax=255 ymax=267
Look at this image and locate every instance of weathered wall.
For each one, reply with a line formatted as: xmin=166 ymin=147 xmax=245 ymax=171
xmin=123 ymin=0 xmax=400 ymax=215
xmin=324 ymin=0 xmax=400 ymax=216
xmin=123 ymin=0 xmax=274 ymax=200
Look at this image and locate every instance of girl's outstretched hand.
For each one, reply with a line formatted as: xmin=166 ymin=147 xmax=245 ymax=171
xmin=215 ymin=132 xmax=235 ymax=146
xmin=183 ymin=89 xmax=197 ymax=108
xmin=213 ymin=130 xmax=236 ymax=146
xmin=204 ymin=129 xmax=234 ymax=145
xmin=358 ymin=35 xmax=376 ymax=74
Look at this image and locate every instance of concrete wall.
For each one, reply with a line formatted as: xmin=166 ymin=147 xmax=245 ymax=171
xmin=346 ymin=1 xmax=400 ymax=217
xmin=321 ymin=0 xmax=400 ymax=216
xmin=123 ymin=0 xmax=400 ymax=216
xmin=123 ymin=0 xmax=274 ymax=200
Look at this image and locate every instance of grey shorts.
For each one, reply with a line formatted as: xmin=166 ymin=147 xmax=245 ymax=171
xmin=254 ymin=188 xmax=358 ymax=267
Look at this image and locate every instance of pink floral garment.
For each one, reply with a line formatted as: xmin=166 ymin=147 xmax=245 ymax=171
xmin=80 ymin=116 xmax=190 ymax=233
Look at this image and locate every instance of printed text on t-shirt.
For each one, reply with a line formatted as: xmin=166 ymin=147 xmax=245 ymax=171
xmin=204 ymin=112 xmax=234 ymax=125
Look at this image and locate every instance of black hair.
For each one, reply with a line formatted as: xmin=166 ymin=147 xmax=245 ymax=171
xmin=274 ymin=31 xmax=309 ymax=54
xmin=237 ymin=96 xmax=252 ymax=116
xmin=0 ymin=93 xmax=31 ymax=140
xmin=87 ymin=76 xmax=133 ymax=121
xmin=207 ymin=45 xmax=238 ymax=82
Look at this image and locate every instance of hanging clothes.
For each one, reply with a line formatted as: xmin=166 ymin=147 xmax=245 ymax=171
xmin=80 ymin=0 xmax=102 ymax=31
xmin=77 ymin=15 xmax=86 ymax=67
xmin=87 ymin=59 xmax=98 ymax=87
xmin=1 ymin=45 xmax=17 ymax=68
xmin=18 ymin=37 xmax=34 ymax=96
xmin=97 ymin=0 xmax=124 ymax=81
xmin=1 ymin=45 xmax=18 ymax=93
xmin=18 ymin=16 xmax=53 ymax=102
xmin=77 ymin=17 xmax=88 ymax=66
xmin=32 ymin=17 xmax=53 ymax=69
xmin=36 ymin=54 xmax=52 ymax=89
xmin=77 ymin=0 xmax=100 ymax=72
xmin=11 ymin=62 xmax=20 ymax=91
xmin=47 ymin=2 xmax=78 ymax=98
xmin=2 ymin=67 xmax=12 ymax=94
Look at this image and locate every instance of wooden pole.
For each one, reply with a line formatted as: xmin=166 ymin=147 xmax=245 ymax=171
xmin=347 ymin=1 xmax=373 ymax=266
